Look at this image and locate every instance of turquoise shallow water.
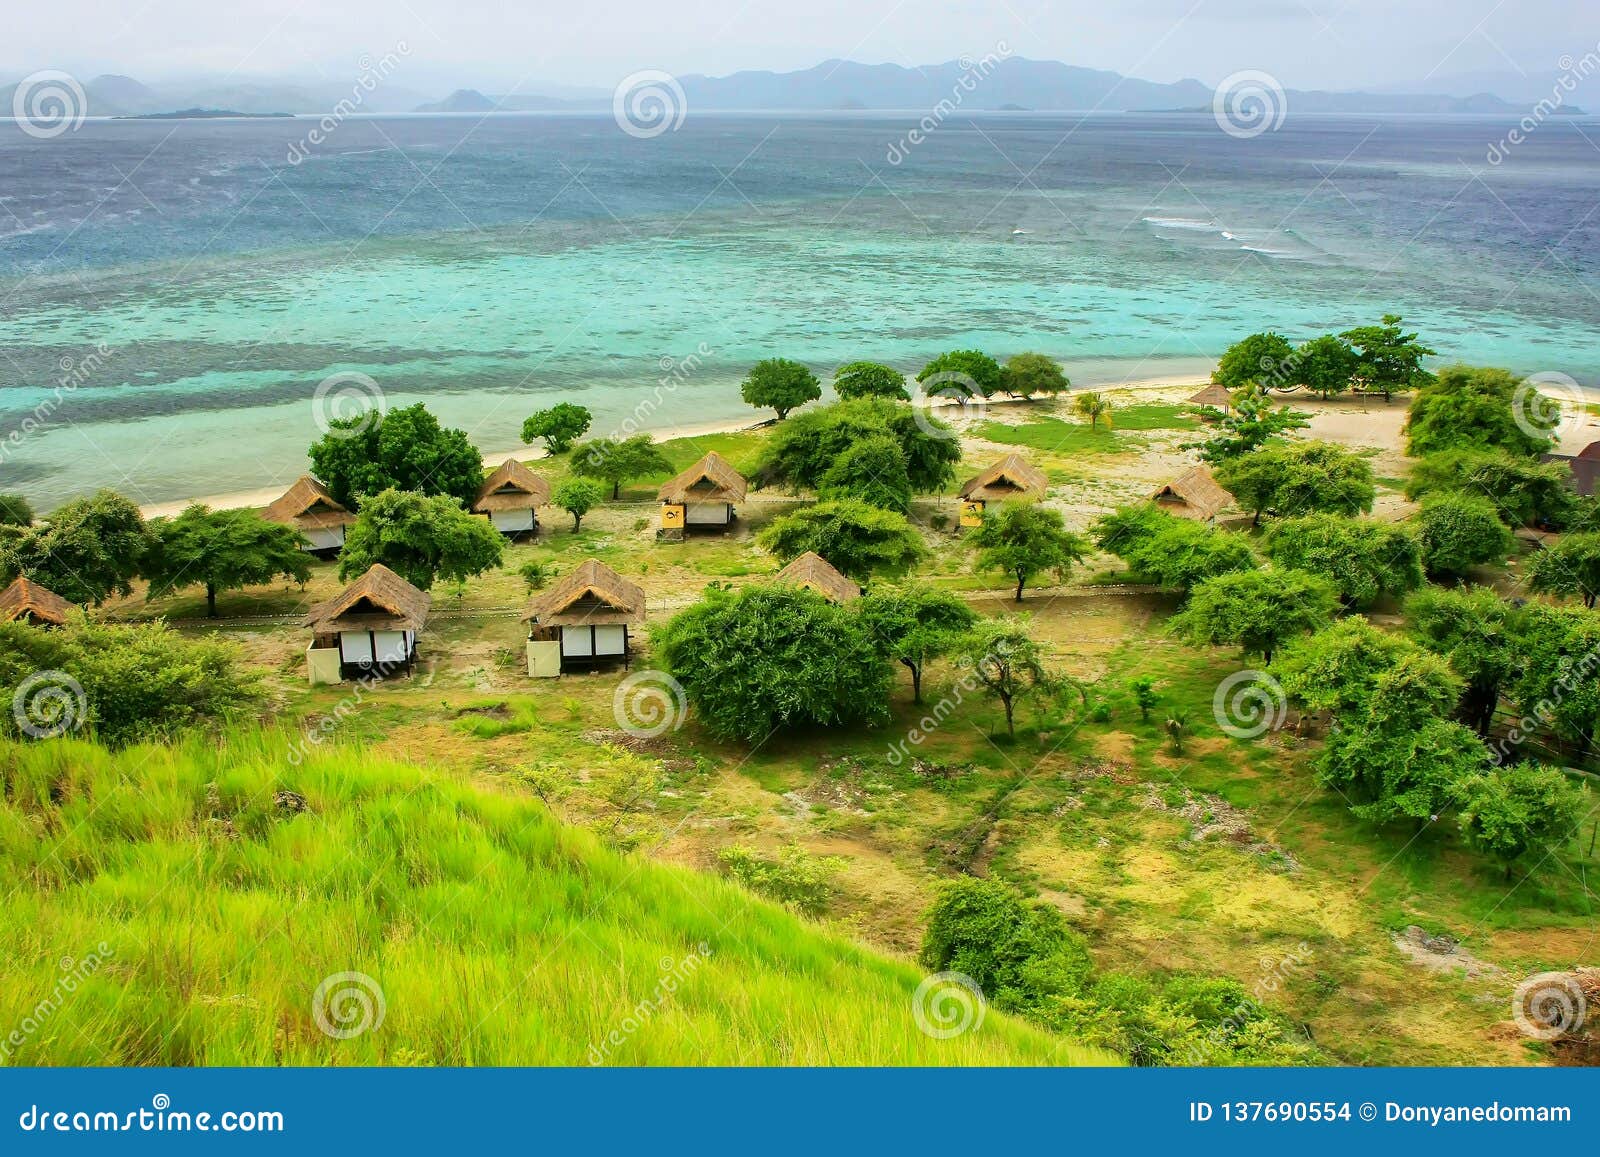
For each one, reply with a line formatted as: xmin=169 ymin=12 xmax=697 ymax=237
xmin=1 ymin=112 xmax=1597 ymax=507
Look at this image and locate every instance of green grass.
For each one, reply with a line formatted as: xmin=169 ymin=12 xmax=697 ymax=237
xmin=976 ymin=405 xmax=1194 ymax=456
xmin=0 ymin=729 xmax=1110 ymax=1066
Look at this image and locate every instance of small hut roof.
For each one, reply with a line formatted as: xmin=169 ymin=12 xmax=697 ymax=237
xmin=474 ymin=459 xmax=552 ymax=513
xmin=262 ymin=475 xmax=355 ymax=530
xmin=303 ymin=564 xmax=430 ymax=633
xmin=0 ymin=577 xmax=73 ymax=626
xmin=957 ymin=453 xmax=1049 ymax=502
xmin=1150 ymin=465 xmax=1232 ymax=521
xmin=1187 ymin=383 xmax=1233 ymax=408
xmin=522 ymin=559 xmax=646 ymax=627
xmin=657 ymin=451 xmax=748 ymax=505
xmin=772 ymin=552 xmax=860 ymax=603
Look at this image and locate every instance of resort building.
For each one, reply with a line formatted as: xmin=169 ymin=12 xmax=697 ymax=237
xmin=956 ymin=453 xmax=1049 ymax=528
xmin=1150 ymin=465 xmax=1232 ymax=523
xmin=0 ymin=577 xmax=72 ymax=626
xmin=1543 ymin=441 xmax=1600 ymax=498
xmin=473 ymin=459 xmax=551 ymax=537
xmin=522 ymin=559 xmax=646 ymax=676
xmin=657 ymin=451 xmax=747 ymax=540
xmin=772 ymin=551 xmax=861 ymax=603
xmin=262 ymin=475 xmax=357 ymax=555
xmin=1186 ymin=383 xmax=1234 ymax=414
xmin=302 ymin=564 xmax=430 ymax=685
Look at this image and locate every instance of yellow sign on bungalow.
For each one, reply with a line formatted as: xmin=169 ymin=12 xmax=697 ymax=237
xmin=961 ymin=500 xmax=986 ymax=527
xmin=661 ymin=503 xmax=686 ymax=529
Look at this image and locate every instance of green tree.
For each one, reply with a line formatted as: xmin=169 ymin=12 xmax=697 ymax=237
xmin=1190 ymin=394 xmax=1310 ymax=464
xmin=1073 ymin=391 xmax=1112 ymax=430
xmin=654 ymin=585 xmax=892 ymax=742
xmin=1526 ymin=533 xmax=1600 ymax=608
xmin=1263 ymin=514 xmax=1424 ymax=608
xmin=0 ymin=495 xmax=33 ymax=526
xmin=1414 ymin=493 xmax=1514 ymax=578
xmin=1213 ymin=440 xmax=1375 ymax=525
xmin=1091 ymin=505 xmax=1258 ymax=592
xmin=917 ymin=350 xmax=1003 ymax=399
xmin=1129 ymin=676 xmax=1159 ymax=722
xmin=969 ymin=503 xmax=1090 ymax=601
xmin=520 ymin=402 xmax=592 ymax=454
xmin=960 ymin=616 xmax=1054 ymax=738
xmin=1214 ymin=332 xmax=1295 ymax=391
xmin=758 ymin=500 xmax=925 ymax=582
xmin=833 ymin=361 xmax=909 ymax=401
xmin=0 ymin=490 xmax=148 ymax=607
xmin=1406 ymin=586 xmax=1517 ymax=735
xmin=857 ymin=583 xmax=979 ymax=703
xmin=740 ymin=358 xmax=821 ymax=420
xmin=337 ymin=488 xmax=505 ymax=590
xmin=144 ymin=505 xmax=311 ymax=618
xmin=1340 ymin=314 xmax=1435 ymax=402
xmin=1271 ymin=617 xmax=1421 ymax=719
xmin=1292 ymin=334 xmax=1358 ymax=400
xmin=1455 ymin=762 xmax=1588 ymax=878
xmin=818 ymin=434 xmax=913 ymax=513
xmin=308 ymin=402 xmax=483 ymax=509
xmin=553 ymin=478 xmax=605 ymax=533
xmin=999 ymin=353 xmax=1070 ymax=400
xmin=1505 ymin=602 xmax=1600 ymax=763
xmin=919 ymin=877 xmax=1092 ymax=1005
xmin=570 ymin=434 xmax=673 ymax=499
xmin=754 ymin=398 xmax=961 ymax=495
xmin=1404 ymin=365 xmax=1549 ymax=458
xmin=1171 ymin=568 xmax=1337 ymax=664
xmin=1404 ymin=449 xmax=1575 ymax=529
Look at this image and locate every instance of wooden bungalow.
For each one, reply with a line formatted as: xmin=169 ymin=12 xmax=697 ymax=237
xmin=1543 ymin=441 xmax=1600 ymax=498
xmin=657 ymin=451 xmax=747 ymax=540
xmin=302 ymin=564 xmax=430 ymax=685
xmin=473 ymin=459 xmax=551 ymax=537
xmin=0 ymin=577 xmax=72 ymax=627
xmin=262 ymin=475 xmax=356 ymax=555
xmin=1150 ymin=465 xmax=1232 ymax=523
xmin=1186 ymin=383 xmax=1234 ymax=414
xmin=522 ymin=559 xmax=646 ymax=676
xmin=772 ymin=551 xmax=861 ymax=604
xmin=956 ymin=453 xmax=1049 ymax=528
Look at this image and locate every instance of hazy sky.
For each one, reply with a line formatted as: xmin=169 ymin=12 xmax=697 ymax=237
xmin=4 ymin=0 xmax=1595 ymax=94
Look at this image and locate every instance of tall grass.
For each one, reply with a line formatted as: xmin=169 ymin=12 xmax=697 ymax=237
xmin=0 ymin=728 xmax=1110 ymax=1066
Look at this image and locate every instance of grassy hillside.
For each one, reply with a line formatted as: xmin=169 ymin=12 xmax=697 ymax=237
xmin=0 ymin=730 xmax=1109 ymax=1066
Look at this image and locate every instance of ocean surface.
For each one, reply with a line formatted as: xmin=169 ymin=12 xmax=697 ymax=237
xmin=1 ymin=111 xmax=1597 ymax=509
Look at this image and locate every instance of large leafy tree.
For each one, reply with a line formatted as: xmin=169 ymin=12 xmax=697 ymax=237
xmin=857 ymin=584 xmax=979 ymax=703
xmin=1454 ymin=762 xmax=1588 ymax=878
xmin=1404 ymin=365 xmax=1550 ymax=458
xmin=1413 ymin=493 xmax=1514 ymax=578
xmin=1405 ymin=449 xmax=1575 ymax=529
xmin=520 ymin=403 xmax=592 ymax=454
xmin=754 ymin=398 xmax=961 ymax=496
xmin=740 ymin=358 xmax=821 ymax=420
xmin=0 ymin=490 xmax=149 ymax=607
xmin=969 ymin=503 xmax=1090 ymax=601
xmin=144 ymin=505 xmax=311 ymax=617
xmin=337 ymin=488 xmax=505 ymax=590
xmin=1263 ymin=514 xmax=1424 ymax=608
xmin=570 ymin=434 xmax=672 ymax=499
xmin=1170 ymin=568 xmax=1337 ymax=664
xmin=1526 ymin=533 xmax=1600 ymax=608
xmin=1214 ymin=440 xmax=1375 ymax=525
xmin=959 ymin=616 xmax=1054 ymax=738
xmin=1339 ymin=313 xmax=1435 ymax=402
xmin=1291 ymin=334 xmax=1358 ymax=400
xmin=1190 ymin=394 xmax=1309 ymax=464
xmin=833 ymin=362 xmax=909 ymax=402
xmin=917 ymin=350 xmax=1004 ymax=399
xmin=1406 ymin=586 xmax=1517 ymax=736
xmin=818 ymin=434 xmax=913 ymax=513
xmin=1506 ymin=602 xmax=1600 ymax=763
xmin=1214 ymin=332 xmax=1295 ymax=391
xmin=654 ymin=585 xmax=892 ymax=742
xmin=1091 ymin=505 xmax=1258 ymax=591
xmin=999 ymin=353 xmax=1070 ymax=400
xmin=1271 ymin=617 xmax=1423 ymax=719
xmin=309 ymin=402 xmax=483 ymax=509
xmin=758 ymin=500 xmax=925 ymax=582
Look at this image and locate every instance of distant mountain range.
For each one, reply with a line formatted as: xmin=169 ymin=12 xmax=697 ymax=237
xmin=2 ymin=59 xmax=1587 ymax=121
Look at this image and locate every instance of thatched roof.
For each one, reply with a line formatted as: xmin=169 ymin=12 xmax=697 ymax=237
xmin=1187 ymin=383 xmax=1234 ymax=408
xmin=772 ymin=552 xmax=860 ymax=603
xmin=957 ymin=453 xmax=1049 ymax=502
xmin=658 ymin=451 xmax=747 ymax=505
xmin=303 ymin=564 xmax=430 ymax=633
xmin=474 ymin=459 xmax=552 ymax=513
xmin=1151 ymin=465 xmax=1232 ymax=521
xmin=0 ymin=577 xmax=73 ymax=625
xmin=262 ymin=475 xmax=355 ymax=531
xmin=522 ymin=559 xmax=646 ymax=627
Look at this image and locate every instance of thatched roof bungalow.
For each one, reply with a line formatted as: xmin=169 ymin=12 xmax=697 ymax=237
xmin=522 ymin=559 xmax=646 ymax=672
xmin=657 ymin=451 xmax=747 ymax=537
xmin=262 ymin=475 xmax=356 ymax=554
xmin=302 ymin=564 xmax=430 ymax=684
xmin=1186 ymin=383 xmax=1234 ymax=413
xmin=772 ymin=552 xmax=860 ymax=604
xmin=0 ymin=577 xmax=73 ymax=626
xmin=473 ymin=459 xmax=551 ymax=536
xmin=955 ymin=453 xmax=1049 ymax=527
xmin=1150 ymin=465 xmax=1232 ymax=523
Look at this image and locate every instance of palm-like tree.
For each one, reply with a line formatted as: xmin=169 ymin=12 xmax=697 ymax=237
xmin=1074 ymin=391 xmax=1112 ymax=430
